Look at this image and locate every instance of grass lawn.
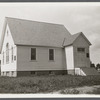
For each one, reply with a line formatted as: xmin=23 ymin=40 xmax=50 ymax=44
xmin=0 ymin=75 xmax=100 ymax=93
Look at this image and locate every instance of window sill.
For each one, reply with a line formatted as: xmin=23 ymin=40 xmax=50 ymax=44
xmin=49 ymin=60 xmax=55 ymax=62
xmin=6 ymin=62 xmax=9 ymax=64
xmin=30 ymin=60 xmax=37 ymax=62
xmin=77 ymin=52 xmax=85 ymax=53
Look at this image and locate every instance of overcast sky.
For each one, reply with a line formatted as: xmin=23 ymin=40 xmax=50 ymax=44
xmin=0 ymin=3 xmax=100 ymax=64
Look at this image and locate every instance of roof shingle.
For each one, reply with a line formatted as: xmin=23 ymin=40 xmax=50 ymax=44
xmin=63 ymin=32 xmax=82 ymax=46
xmin=0 ymin=17 xmax=91 ymax=52
xmin=6 ymin=17 xmax=72 ymax=47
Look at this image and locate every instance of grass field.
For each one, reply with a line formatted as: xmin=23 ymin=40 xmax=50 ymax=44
xmin=0 ymin=75 xmax=100 ymax=93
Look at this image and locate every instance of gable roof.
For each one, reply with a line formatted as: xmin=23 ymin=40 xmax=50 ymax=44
xmin=0 ymin=17 xmax=91 ymax=53
xmin=6 ymin=17 xmax=72 ymax=47
xmin=63 ymin=32 xmax=91 ymax=46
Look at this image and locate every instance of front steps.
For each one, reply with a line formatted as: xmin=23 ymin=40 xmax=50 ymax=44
xmin=75 ymin=67 xmax=100 ymax=76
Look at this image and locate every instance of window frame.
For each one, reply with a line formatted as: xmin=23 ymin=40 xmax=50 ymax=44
xmin=31 ymin=48 xmax=36 ymax=61
xmin=3 ymin=52 xmax=4 ymax=65
xmin=49 ymin=49 xmax=55 ymax=61
xmin=14 ymin=56 xmax=16 ymax=61
xmin=6 ymin=43 xmax=9 ymax=64
xmin=12 ymin=71 xmax=14 ymax=76
xmin=86 ymin=53 xmax=89 ymax=58
xmin=11 ymin=47 xmax=14 ymax=62
xmin=77 ymin=47 xmax=85 ymax=53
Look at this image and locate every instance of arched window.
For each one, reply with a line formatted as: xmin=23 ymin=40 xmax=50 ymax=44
xmin=6 ymin=43 xmax=9 ymax=63
xmin=11 ymin=47 xmax=13 ymax=62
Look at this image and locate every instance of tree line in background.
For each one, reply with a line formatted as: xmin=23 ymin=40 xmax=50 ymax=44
xmin=91 ymin=61 xmax=100 ymax=71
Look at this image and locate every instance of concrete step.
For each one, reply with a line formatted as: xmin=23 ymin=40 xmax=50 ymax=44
xmin=81 ymin=67 xmax=100 ymax=75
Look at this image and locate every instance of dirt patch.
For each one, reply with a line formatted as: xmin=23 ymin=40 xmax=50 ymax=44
xmin=51 ymin=85 xmax=100 ymax=94
xmin=75 ymin=85 xmax=98 ymax=94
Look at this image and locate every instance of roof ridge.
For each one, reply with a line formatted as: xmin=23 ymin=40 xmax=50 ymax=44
xmin=72 ymin=32 xmax=82 ymax=36
xmin=5 ymin=17 xmax=64 ymax=26
xmin=1 ymin=17 xmax=71 ymax=49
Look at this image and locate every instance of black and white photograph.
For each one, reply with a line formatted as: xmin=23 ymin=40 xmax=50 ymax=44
xmin=0 ymin=3 xmax=100 ymax=96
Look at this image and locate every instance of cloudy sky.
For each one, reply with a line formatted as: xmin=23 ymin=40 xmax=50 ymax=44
xmin=0 ymin=3 xmax=100 ymax=64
